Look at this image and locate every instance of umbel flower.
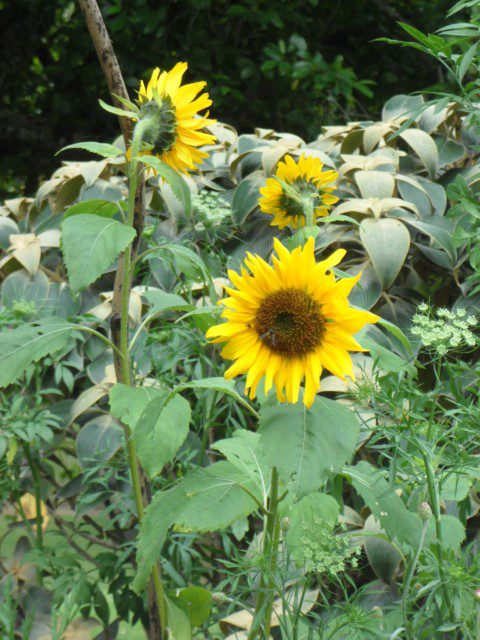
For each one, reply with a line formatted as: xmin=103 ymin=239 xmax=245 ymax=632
xmin=207 ymin=238 xmax=378 ymax=407
xmin=259 ymin=154 xmax=339 ymax=229
xmin=133 ymin=62 xmax=216 ymax=173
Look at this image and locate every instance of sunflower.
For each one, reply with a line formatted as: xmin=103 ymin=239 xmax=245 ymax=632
xmin=134 ymin=62 xmax=216 ymax=173
xmin=259 ymin=154 xmax=339 ymax=229
xmin=206 ymin=238 xmax=378 ymax=408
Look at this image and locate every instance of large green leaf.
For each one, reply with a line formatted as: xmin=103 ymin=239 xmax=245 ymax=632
xmin=76 ymin=415 xmax=124 ymax=468
xmin=165 ymin=377 xmax=258 ymax=417
xmin=1 ymin=270 xmax=51 ymax=310
xmin=142 ymin=289 xmax=194 ymax=314
xmin=134 ymin=394 xmax=191 ymax=478
xmin=61 ymin=214 xmax=135 ymax=291
xmin=133 ymin=461 xmax=259 ymax=592
xmin=363 ymin=515 xmax=403 ymax=584
xmin=399 ymin=128 xmax=438 ymax=178
xmin=63 ymin=199 xmax=120 ymax=220
xmin=57 ymin=141 xmax=124 ymax=158
xmin=174 ymin=461 xmax=260 ymax=532
xmin=138 ymin=156 xmax=191 ymax=216
xmin=133 ymin=485 xmax=183 ymax=593
xmin=359 ymin=217 xmax=410 ymax=289
xmin=165 ymin=596 xmax=192 ymax=640
xmin=430 ymin=515 xmax=465 ymax=552
xmin=285 ymin=492 xmax=340 ymax=566
xmin=109 ymin=384 xmax=163 ymax=430
xmin=213 ymin=429 xmax=269 ymax=497
xmin=177 ymin=587 xmax=212 ymax=628
xmin=232 ymin=172 xmax=265 ymax=224
xmin=0 ymin=318 xmax=76 ymax=388
xmin=344 ymin=461 xmax=422 ymax=548
xmin=259 ymin=397 xmax=360 ymax=497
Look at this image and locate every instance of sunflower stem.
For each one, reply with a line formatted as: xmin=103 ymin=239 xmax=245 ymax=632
xmin=301 ymin=195 xmax=316 ymax=227
xmin=119 ymin=119 xmax=168 ymax=639
xmin=248 ymin=466 xmax=281 ymax=640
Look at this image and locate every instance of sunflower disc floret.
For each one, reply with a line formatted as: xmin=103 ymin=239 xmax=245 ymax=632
xmin=207 ymin=238 xmax=379 ymax=407
xmin=259 ymin=154 xmax=339 ymax=229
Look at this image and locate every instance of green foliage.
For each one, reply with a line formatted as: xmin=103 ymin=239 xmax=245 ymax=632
xmin=3 ymin=0 xmax=450 ymax=194
xmin=259 ymin=396 xmax=360 ymax=497
xmin=134 ymin=393 xmax=191 ymax=478
xmin=0 ymin=318 xmax=76 ymax=387
xmin=61 ymin=214 xmax=136 ymax=291
xmin=3 ymin=2 xmax=480 ymax=638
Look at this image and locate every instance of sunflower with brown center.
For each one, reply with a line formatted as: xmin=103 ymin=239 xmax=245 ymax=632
xmin=133 ymin=62 xmax=216 ymax=173
xmin=207 ymin=238 xmax=378 ymax=407
xmin=259 ymin=154 xmax=339 ymax=229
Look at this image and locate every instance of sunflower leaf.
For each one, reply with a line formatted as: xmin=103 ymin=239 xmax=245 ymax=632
xmin=137 ymin=155 xmax=192 ymax=216
xmin=133 ymin=461 xmax=259 ymax=593
xmin=259 ymin=396 xmax=359 ymax=497
xmin=57 ymin=141 xmax=124 ymax=158
xmin=60 ymin=214 xmax=136 ymax=291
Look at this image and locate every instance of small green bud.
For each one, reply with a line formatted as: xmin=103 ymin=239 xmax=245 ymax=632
xmin=418 ymin=502 xmax=432 ymax=521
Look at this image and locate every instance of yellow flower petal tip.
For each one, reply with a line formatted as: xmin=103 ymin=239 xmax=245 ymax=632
xmin=132 ymin=62 xmax=217 ymax=174
xmin=207 ymin=239 xmax=379 ymax=408
xmin=259 ymin=154 xmax=339 ymax=229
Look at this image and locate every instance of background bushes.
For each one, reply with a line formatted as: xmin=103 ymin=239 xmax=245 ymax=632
xmin=1 ymin=0 xmax=450 ymax=195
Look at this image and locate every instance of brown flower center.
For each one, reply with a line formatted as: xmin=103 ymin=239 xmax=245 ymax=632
xmin=254 ymin=287 xmax=326 ymax=356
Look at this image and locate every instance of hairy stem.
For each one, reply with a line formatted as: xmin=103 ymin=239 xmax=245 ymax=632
xmin=119 ymin=121 xmax=168 ymax=638
xmin=76 ymin=2 xmax=161 ymax=636
xmin=248 ymin=466 xmax=281 ymax=640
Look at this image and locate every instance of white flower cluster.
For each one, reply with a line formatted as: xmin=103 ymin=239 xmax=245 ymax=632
xmin=299 ymin=520 xmax=360 ymax=576
xmin=193 ymin=191 xmax=231 ymax=227
xmin=411 ymin=303 xmax=477 ymax=355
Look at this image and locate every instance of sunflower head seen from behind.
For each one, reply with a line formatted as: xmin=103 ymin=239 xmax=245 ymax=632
xmin=134 ymin=62 xmax=216 ymax=173
xmin=259 ymin=154 xmax=339 ymax=229
xmin=207 ymin=238 xmax=378 ymax=408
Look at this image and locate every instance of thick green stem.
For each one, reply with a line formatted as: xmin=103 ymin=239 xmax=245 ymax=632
xmin=120 ymin=119 xmax=168 ymax=638
xmin=422 ymin=451 xmax=454 ymax=620
xmin=302 ymin=196 xmax=315 ymax=227
xmin=248 ymin=466 xmax=280 ymax=640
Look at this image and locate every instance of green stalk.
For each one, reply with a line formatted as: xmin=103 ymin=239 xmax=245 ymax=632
xmin=22 ymin=444 xmax=43 ymax=551
xmin=121 ymin=118 xmax=168 ymax=638
xmin=402 ymin=517 xmax=429 ymax=638
xmin=421 ymin=450 xmax=454 ymax=620
xmin=248 ymin=466 xmax=280 ymax=640
xmin=302 ymin=196 xmax=315 ymax=228
xmin=22 ymin=444 xmax=43 ymax=585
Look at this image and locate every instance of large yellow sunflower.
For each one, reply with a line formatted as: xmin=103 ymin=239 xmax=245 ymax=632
xmin=207 ymin=238 xmax=378 ymax=408
xmin=259 ymin=154 xmax=339 ymax=229
xmin=135 ymin=62 xmax=216 ymax=173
